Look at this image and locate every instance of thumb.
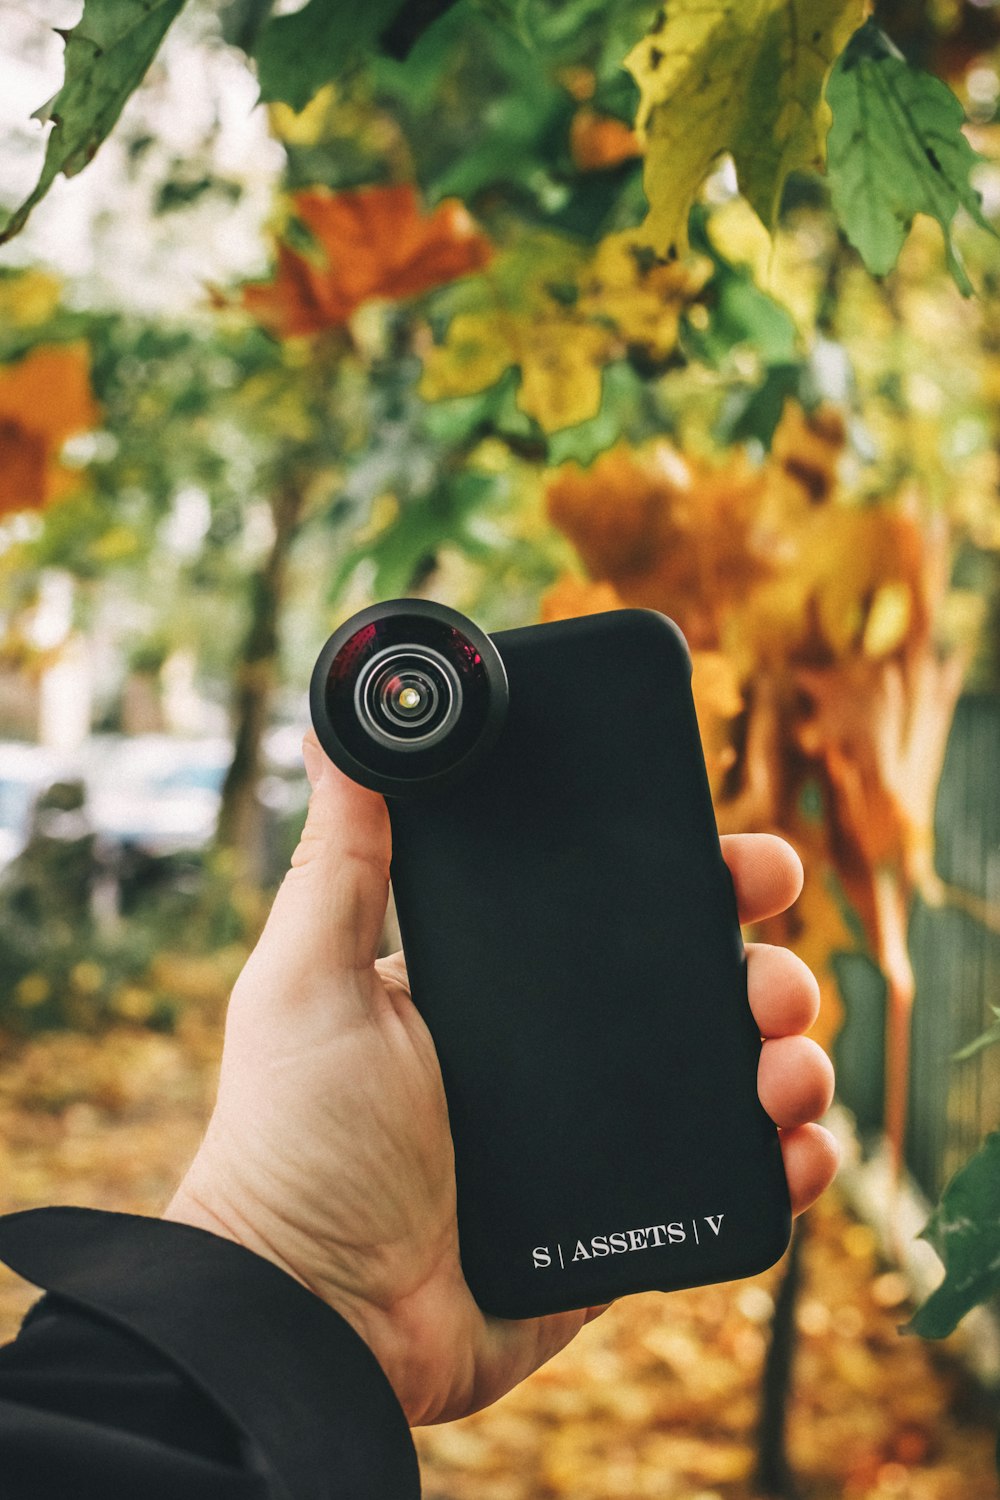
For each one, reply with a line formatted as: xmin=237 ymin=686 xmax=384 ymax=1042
xmin=248 ymin=731 xmax=392 ymax=989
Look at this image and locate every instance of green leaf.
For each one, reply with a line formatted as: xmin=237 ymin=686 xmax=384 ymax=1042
xmin=254 ymin=0 xmax=405 ymax=111
xmin=379 ymin=0 xmax=464 ymax=61
xmin=706 ymin=267 xmax=798 ymax=366
xmin=907 ymin=1131 xmax=1000 ymax=1339
xmin=683 ymin=227 xmax=798 ymax=371
xmin=546 ymin=363 xmax=647 ymax=466
xmin=952 ymin=1006 xmax=1000 ymax=1063
xmin=328 ymin=472 xmax=501 ymax=602
xmin=0 ymin=0 xmax=188 ymax=245
xmin=826 ymin=19 xmax=996 ymax=296
xmin=715 ymin=363 xmax=804 ymax=448
xmin=217 ymin=0 xmax=273 ymax=53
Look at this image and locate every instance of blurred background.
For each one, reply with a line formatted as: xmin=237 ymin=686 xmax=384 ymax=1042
xmin=1 ymin=0 xmax=1000 ymax=1495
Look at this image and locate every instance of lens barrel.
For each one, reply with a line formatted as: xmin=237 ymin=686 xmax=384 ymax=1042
xmin=310 ymin=598 xmax=509 ymax=796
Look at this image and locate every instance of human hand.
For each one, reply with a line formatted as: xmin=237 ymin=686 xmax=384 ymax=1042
xmin=165 ymin=731 xmax=838 ymax=1426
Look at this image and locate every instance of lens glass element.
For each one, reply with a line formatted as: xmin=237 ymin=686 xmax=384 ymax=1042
xmin=322 ymin=614 xmax=496 ymax=781
xmin=356 ymin=645 xmax=460 ymax=748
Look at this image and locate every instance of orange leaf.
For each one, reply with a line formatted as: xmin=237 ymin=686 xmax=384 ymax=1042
xmin=538 ymin=574 xmax=624 ymax=623
xmin=545 ymin=440 xmax=770 ymax=649
xmin=243 ymin=184 xmax=493 ymax=338
xmin=0 ymin=343 xmax=99 ymax=516
xmin=691 ymin=649 xmax=743 ymax=790
xmin=570 ymin=108 xmax=643 ymax=171
xmin=768 ymin=399 xmax=846 ymax=514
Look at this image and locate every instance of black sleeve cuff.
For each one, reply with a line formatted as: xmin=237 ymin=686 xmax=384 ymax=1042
xmin=0 ymin=1207 xmax=420 ymax=1500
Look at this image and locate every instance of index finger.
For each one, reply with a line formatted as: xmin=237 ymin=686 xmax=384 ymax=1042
xmin=721 ymin=833 xmax=803 ymax=925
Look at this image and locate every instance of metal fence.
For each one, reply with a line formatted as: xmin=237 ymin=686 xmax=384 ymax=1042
xmin=833 ymin=692 xmax=1000 ymax=1202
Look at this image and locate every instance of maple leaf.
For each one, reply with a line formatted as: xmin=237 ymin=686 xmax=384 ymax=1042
xmin=759 ymin=867 xmax=851 ymax=1052
xmin=514 ymin=319 xmax=614 ymax=432
xmin=419 ymin=229 xmax=710 ymax=430
xmin=544 ymin=440 xmax=770 ymax=647
xmin=419 ymin=309 xmax=615 ymax=432
xmin=625 ymin=0 xmax=865 ymax=256
xmin=0 ymin=343 xmax=100 ymax=516
xmin=826 ymin=20 xmax=997 ymax=296
xmin=539 ymin=578 xmax=744 ymax=793
xmin=793 ymin=510 xmax=964 ymax=921
xmin=242 ymin=184 xmax=493 ymax=338
xmin=577 ymin=232 xmax=711 ymax=362
xmin=768 ymin=399 xmax=846 ymax=515
xmin=690 ymin=649 xmax=744 ymax=789
xmin=0 ymin=0 xmax=186 ymax=245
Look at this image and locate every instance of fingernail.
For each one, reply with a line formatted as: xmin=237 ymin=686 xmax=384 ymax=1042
xmin=302 ymin=738 xmax=328 ymax=790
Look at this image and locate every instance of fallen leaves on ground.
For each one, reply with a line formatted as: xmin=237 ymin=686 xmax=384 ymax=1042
xmin=0 ymin=1015 xmax=996 ymax=1498
xmin=416 ymin=1190 xmax=998 ymax=1500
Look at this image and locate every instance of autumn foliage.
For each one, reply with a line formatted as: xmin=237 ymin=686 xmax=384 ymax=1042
xmin=541 ymin=401 xmax=970 ymax=1172
xmin=419 ymin=233 xmax=709 ymax=431
xmin=3 ymin=0 xmax=1000 ymax=1455
xmin=242 ymin=184 xmax=493 ymax=338
xmin=0 ymin=343 xmax=98 ymax=516
xmin=569 ymin=108 xmax=643 ymax=171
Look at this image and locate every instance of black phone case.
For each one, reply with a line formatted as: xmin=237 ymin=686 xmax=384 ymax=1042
xmin=386 ymin=607 xmax=790 ymax=1319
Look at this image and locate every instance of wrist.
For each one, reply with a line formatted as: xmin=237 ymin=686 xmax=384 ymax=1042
xmin=163 ymin=1173 xmax=316 ymax=1297
xmin=163 ymin=1171 xmax=384 ymax=1362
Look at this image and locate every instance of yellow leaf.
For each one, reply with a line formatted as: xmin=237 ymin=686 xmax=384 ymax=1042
xmin=625 ymin=0 xmax=864 ymax=255
xmin=70 ymin=961 xmax=104 ymax=995
xmin=90 ymin=525 xmax=141 ymax=563
xmin=706 ymin=198 xmax=774 ymax=280
xmin=691 ymin=649 xmax=743 ymax=789
xmin=768 ymin=399 xmax=846 ymax=517
xmin=420 ymin=311 xmax=613 ymax=432
xmin=544 ymin=440 xmax=770 ymax=644
xmin=516 ymin=319 xmax=611 ymax=431
xmin=577 ymin=231 xmax=711 ymax=362
xmin=692 ymin=650 xmax=743 ymax=720
xmin=267 ymin=84 xmax=337 ymax=145
xmin=14 ymin=974 xmax=50 ymax=1008
xmin=418 ymin=311 xmax=515 ymax=403
xmin=765 ymin=867 xmax=851 ymax=1052
xmin=812 ymin=511 xmax=928 ymax=659
xmin=114 ymin=986 xmax=155 ymax=1022
xmin=707 ymin=199 xmax=824 ymax=327
xmin=0 ymin=270 xmax=61 ymax=328
xmin=863 ymin=581 xmax=912 ymax=658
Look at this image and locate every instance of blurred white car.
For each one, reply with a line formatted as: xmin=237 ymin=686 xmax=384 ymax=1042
xmin=0 ymin=729 xmax=314 ymax=872
xmin=81 ymin=735 xmax=233 ymax=854
xmin=0 ymin=743 xmax=75 ymax=867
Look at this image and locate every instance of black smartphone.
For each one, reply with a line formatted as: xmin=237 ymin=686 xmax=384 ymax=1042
xmin=310 ymin=598 xmax=790 ymax=1319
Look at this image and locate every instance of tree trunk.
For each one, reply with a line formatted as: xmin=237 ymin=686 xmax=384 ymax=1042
xmin=754 ymin=1217 xmax=807 ymax=1500
xmin=215 ymin=478 xmax=304 ymax=876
